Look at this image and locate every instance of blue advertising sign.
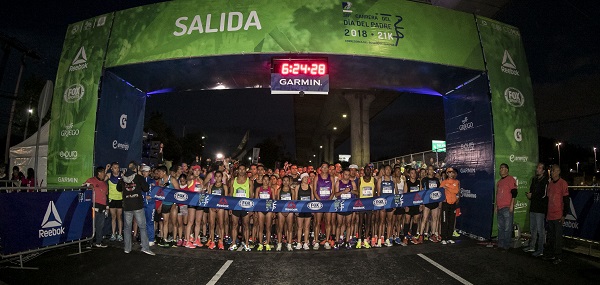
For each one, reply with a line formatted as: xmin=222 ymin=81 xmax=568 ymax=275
xmin=443 ymin=75 xmax=495 ymax=239
xmin=94 ymin=71 xmax=146 ymax=168
xmin=150 ymin=186 xmax=445 ymax=213
xmin=0 ymin=190 xmax=93 ymax=255
xmin=563 ymin=187 xmax=600 ymax=241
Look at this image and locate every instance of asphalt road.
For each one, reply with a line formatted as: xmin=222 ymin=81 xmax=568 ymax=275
xmin=1 ymin=238 xmax=599 ymax=285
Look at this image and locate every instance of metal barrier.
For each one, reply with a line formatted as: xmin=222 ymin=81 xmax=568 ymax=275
xmin=371 ymin=149 xmax=447 ymax=170
xmin=0 ymin=187 xmax=95 ymax=269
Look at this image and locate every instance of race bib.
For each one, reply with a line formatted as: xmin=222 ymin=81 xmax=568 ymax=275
xmin=194 ymin=184 xmax=202 ymax=192
xmin=235 ymin=188 xmax=246 ymax=198
xmin=319 ymin=187 xmax=331 ymax=196
xmin=382 ymin=186 xmax=393 ymax=194
xmin=212 ymin=189 xmax=222 ymax=196
xmin=341 ymin=193 xmax=351 ymax=199
xmin=281 ymin=193 xmax=292 ymax=200
xmin=362 ymin=187 xmax=373 ymax=197
xmin=410 ymin=186 xmax=419 ymax=192
xmin=429 ymin=181 xmax=438 ymax=189
xmin=259 ymin=192 xmax=270 ymax=199
xmin=397 ymin=183 xmax=405 ymax=191
xmin=300 ymin=196 xmax=311 ymax=201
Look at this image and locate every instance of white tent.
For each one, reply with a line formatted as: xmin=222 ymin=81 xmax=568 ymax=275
xmin=9 ymin=122 xmax=49 ymax=187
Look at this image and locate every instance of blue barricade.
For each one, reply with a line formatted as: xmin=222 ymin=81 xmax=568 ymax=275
xmin=150 ymin=186 xmax=446 ymax=213
xmin=0 ymin=190 xmax=94 ymax=256
xmin=563 ymin=186 xmax=600 ymax=242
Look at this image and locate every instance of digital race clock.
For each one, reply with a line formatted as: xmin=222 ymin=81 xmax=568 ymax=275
xmin=271 ymin=58 xmax=329 ymax=95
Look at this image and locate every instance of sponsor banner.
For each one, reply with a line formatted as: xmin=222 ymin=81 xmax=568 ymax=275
xmin=563 ymin=187 xmax=600 ymax=242
xmin=444 ymin=75 xmax=495 ymax=239
xmin=48 ymin=13 xmax=114 ymax=186
xmin=105 ymin=0 xmax=484 ymax=71
xmin=0 ymin=190 xmax=93 ymax=255
xmin=477 ymin=16 xmax=538 ymax=236
xmin=150 ymin=186 xmax=445 ymax=213
xmin=94 ymin=72 xmax=146 ymax=167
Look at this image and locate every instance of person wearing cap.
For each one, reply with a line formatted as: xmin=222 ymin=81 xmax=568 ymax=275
xmin=84 ymin=166 xmax=109 ymax=248
xmin=495 ymin=163 xmax=517 ymax=250
xmin=295 ymin=172 xmax=313 ymax=250
xmin=440 ymin=167 xmax=460 ymax=245
xmin=140 ymin=165 xmax=157 ymax=246
xmin=117 ymin=168 xmax=154 ymax=255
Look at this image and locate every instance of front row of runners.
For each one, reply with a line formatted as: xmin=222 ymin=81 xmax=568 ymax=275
xmin=146 ymin=162 xmax=460 ymax=252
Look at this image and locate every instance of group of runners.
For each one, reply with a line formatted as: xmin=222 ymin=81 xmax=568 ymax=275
xmin=99 ymin=160 xmax=461 ymax=252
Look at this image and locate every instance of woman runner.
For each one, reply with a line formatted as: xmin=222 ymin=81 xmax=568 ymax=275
xmin=295 ymin=173 xmax=313 ymax=250
xmin=276 ymin=176 xmax=295 ymax=251
xmin=255 ymin=175 xmax=274 ymax=251
xmin=207 ymin=171 xmax=228 ymax=250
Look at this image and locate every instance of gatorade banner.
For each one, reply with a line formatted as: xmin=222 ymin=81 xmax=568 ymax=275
xmin=0 ymin=190 xmax=94 ymax=256
xmin=105 ymin=0 xmax=484 ymax=71
xmin=47 ymin=14 xmax=114 ymax=186
xmin=477 ymin=16 xmax=538 ymax=236
xmin=563 ymin=187 xmax=600 ymax=242
xmin=94 ymin=72 xmax=146 ymax=168
xmin=150 ymin=186 xmax=445 ymax=213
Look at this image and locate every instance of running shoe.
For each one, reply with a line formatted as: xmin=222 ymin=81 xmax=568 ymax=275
xmin=395 ymin=237 xmax=402 ymax=245
xmin=441 ymin=240 xmax=447 ymax=245
xmin=117 ymin=234 xmax=124 ymax=242
xmin=224 ymin=236 xmax=232 ymax=245
xmin=377 ymin=237 xmax=382 ymax=248
xmin=208 ymin=240 xmax=216 ymax=249
xmin=379 ymin=236 xmax=384 ymax=247
xmin=453 ymin=230 xmax=460 ymax=237
xmin=417 ymin=235 xmax=424 ymax=244
xmin=303 ymin=243 xmax=310 ymax=250
xmin=532 ymin=252 xmax=543 ymax=257
xmin=287 ymin=243 xmax=293 ymax=251
xmin=201 ymin=236 xmax=208 ymax=243
xmin=371 ymin=236 xmax=377 ymax=247
xmin=244 ymin=243 xmax=251 ymax=252
xmin=159 ymin=240 xmax=169 ymax=247
xmin=401 ymin=237 xmax=408 ymax=246
xmin=295 ymin=243 xmax=303 ymax=250
xmin=356 ymin=239 xmax=362 ymax=249
xmin=166 ymin=235 xmax=174 ymax=243
xmin=313 ymin=242 xmax=320 ymax=250
xmin=149 ymin=241 xmax=155 ymax=247
xmin=276 ymin=243 xmax=283 ymax=251
xmin=363 ymin=239 xmax=371 ymax=249
xmin=411 ymin=234 xmax=419 ymax=245
xmin=325 ymin=242 xmax=331 ymax=250
xmin=229 ymin=243 xmax=238 ymax=251
xmin=523 ymin=247 xmax=535 ymax=253
xmin=447 ymin=239 xmax=455 ymax=244
xmin=248 ymin=236 xmax=254 ymax=244
xmin=319 ymin=240 xmax=327 ymax=246
xmin=176 ymin=239 xmax=183 ymax=247
xmin=93 ymin=243 xmax=108 ymax=248
xmin=384 ymin=239 xmax=393 ymax=247
xmin=265 ymin=244 xmax=272 ymax=251
xmin=186 ymin=240 xmax=197 ymax=249
xmin=110 ymin=234 xmax=116 ymax=241
xmin=141 ymin=249 xmax=156 ymax=256
xmin=257 ymin=244 xmax=264 ymax=251
xmin=193 ymin=237 xmax=201 ymax=246
xmin=218 ymin=240 xmax=225 ymax=250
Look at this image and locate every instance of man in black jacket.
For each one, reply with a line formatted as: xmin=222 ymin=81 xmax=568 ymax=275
xmin=524 ymin=162 xmax=548 ymax=257
xmin=117 ymin=169 xmax=154 ymax=255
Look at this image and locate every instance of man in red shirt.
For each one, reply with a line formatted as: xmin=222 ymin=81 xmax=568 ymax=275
xmin=545 ymin=164 xmax=570 ymax=264
xmin=84 ymin=166 xmax=109 ymax=248
xmin=495 ymin=163 xmax=517 ymax=250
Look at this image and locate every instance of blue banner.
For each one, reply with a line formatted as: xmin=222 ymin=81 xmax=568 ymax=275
xmin=0 ymin=190 xmax=93 ymax=255
xmin=563 ymin=187 xmax=600 ymax=242
xmin=444 ymin=75 xmax=495 ymax=239
xmin=94 ymin=71 xmax=146 ymax=168
xmin=150 ymin=186 xmax=445 ymax=213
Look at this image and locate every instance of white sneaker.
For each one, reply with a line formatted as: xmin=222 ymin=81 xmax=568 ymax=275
xmin=384 ymin=239 xmax=393 ymax=247
xmin=148 ymin=241 xmax=155 ymax=247
xmin=142 ymin=249 xmax=155 ymax=256
xmin=448 ymin=239 xmax=455 ymax=244
xmin=313 ymin=242 xmax=319 ymax=250
xmin=276 ymin=243 xmax=282 ymax=251
xmin=287 ymin=244 xmax=293 ymax=251
xmin=303 ymin=243 xmax=310 ymax=250
xmin=295 ymin=243 xmax=302 ymax=250
xmin=324 ymin=242 xmax=331 ymax=250
xmin=441 ymin=240 xmax=447 ymax=245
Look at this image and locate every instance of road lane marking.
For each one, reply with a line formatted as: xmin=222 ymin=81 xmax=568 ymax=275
xmin=206 ymin=260 xmax=233 ymax=285
xmin=417 ymin=253 xmax=473 ymax=285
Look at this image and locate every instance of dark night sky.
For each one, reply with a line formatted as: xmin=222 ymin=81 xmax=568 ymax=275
xmin=1 ymin=0 xmax=598 ymax=164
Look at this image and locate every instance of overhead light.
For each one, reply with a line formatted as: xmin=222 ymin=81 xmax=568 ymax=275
xmin=320 ymin=145 xmax=323 ymax=149
xmin=216 ymin=153 xmax=224 ymax=159
xmin=342 ymin=114 xmax=347 ymax=118
xmin=202 ymin=136 xmax=205 ymax=139
xmin=333 ymin=127 xmax=337 ymax=130
xmin=313 ymin=154 xmax=316 ymax=157
xmin=214 ymin=83 xmax=226 ymax=90
xmin=28 ymin=109 xmax=33 ymax=114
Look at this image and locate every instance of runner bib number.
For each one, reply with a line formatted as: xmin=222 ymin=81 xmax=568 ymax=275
xmin=212 ymin=189 xmax=222 ymax=196
xmin=300 ymin=196 xmax=311 ymax=201
xmin=319 ymin=187 xmax=331 ymax=197
xmin=341 ymin=193 xmax=351 ymax=199
xmin=382 ymin=186 xmax=393 ymax=194
xmin=235 ymin=188 xmax=246 ymax=198
xmin=362 ymin=187 xmax=373 ymax=197
xmin=259 ymin=192 xmax=270 ymax=199
xmin=429 ymin=181 xmax=438 ymax=189
xmin=280 ymin=193 xmax=292 ymax=200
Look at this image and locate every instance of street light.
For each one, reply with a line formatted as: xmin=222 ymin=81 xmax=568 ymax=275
xmin=594 ymin=147 xmax=597 ymax=172
xmin=24 ymin=107 xmax=33 ymax=139
xmin=556 ymin=142 xmax=562 ymax=167
xmin=576 ymin=162 xmax=580 ymax=173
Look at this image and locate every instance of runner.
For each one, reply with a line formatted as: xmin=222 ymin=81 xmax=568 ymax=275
xmin=356 ymin=165 xmax=375 ymax=249
xmin=403 ymin=168 xmax=421 ymax=245
xmin=419 ymin=166 xmax=441 ymax=243
xmin=105 ymin=162 xmax=124 ymax=242
xmin=140 ymin=165 xmax=156 ymax=247
xmin=207 ymin=171 xmax=228 ymax=250
xmin=175 ymin=174 xmax=190 ymax=247
xmin=255 ymin=175 xmax=274 ymax=251
xmin=333 ymin=169 xmax=357 ymax=249
xmin=184 ymin=165 xmax=205 ymax=249
xmin=376 ymin=165 xmax=396 ymax=247
xmin=392 ymin=164 xmax=406 ymax=245
xmin=229 ymin=165 xmax=253 ymax=251
xmin=348 ymin=164 xmax=360 ymax=245
xmin=440 ymin=167 xmax=460 ymax=245
xmin=276 ymin=176 xmax=295 ymax=251
xmin=295 ymin=173 xmax=313 ymax=250
xmin=156 ymin=165 xmax=180 ymax=247
xmin=85 ymin=166 xmax=109 ymax=248
xmin=312 ymin=162 xmax=334 ymax=250
xmin=250 ymin=164 xmax=266 ymax=245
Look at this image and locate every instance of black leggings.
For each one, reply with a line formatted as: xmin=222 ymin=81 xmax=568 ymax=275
xmin=441 ymin=202 xmax=456 ymax=240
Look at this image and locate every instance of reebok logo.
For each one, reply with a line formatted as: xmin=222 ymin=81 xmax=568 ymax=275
xmin=39 ymin=201 xmax=65 ymax=238
xmin=563 ymin=199 xmax=579 ymax=229
xmin=501 ymin=50 xmax=519 ymax=76
xmin=69 ymin=47 xmax=88 ymax=72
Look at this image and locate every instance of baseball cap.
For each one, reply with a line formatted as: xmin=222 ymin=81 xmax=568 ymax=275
xmin=141 ymin=165 xmax=151 ymax=172
xmin=191 ymin=165 xmax=201 ymax=170
xmin=300 ymin=173 xmax=309 ymax=180
xmin=349 ymin=164 xmax=359 ymax=170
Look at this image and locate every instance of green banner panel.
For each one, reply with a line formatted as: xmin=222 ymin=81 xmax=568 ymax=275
xmin=477 ymin=16 xmax=539 ymax=236
xmin=47 ymin=13 xmax=114 ymax=186
xmin=105 ymin=0 xmax=484 ymax=70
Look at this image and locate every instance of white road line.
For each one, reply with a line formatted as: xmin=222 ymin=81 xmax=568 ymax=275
xmin=417 ymin=253 xmax=473 ymax=285
xmin=206 ymin=260 xmax=233 ymax=285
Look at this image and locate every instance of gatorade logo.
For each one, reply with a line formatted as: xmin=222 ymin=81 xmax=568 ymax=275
xmin=120 ymin=114 xmax=128 ymax=129
xmin=501 ymin=50 xmax=519 ymax=76
xmin=69 ymin=47 xmax=88 ymax=72
xmin=39 ymin=201 xmax=66 ymax=238
xmin=514 ymin=128 xmax=522 ymax=142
